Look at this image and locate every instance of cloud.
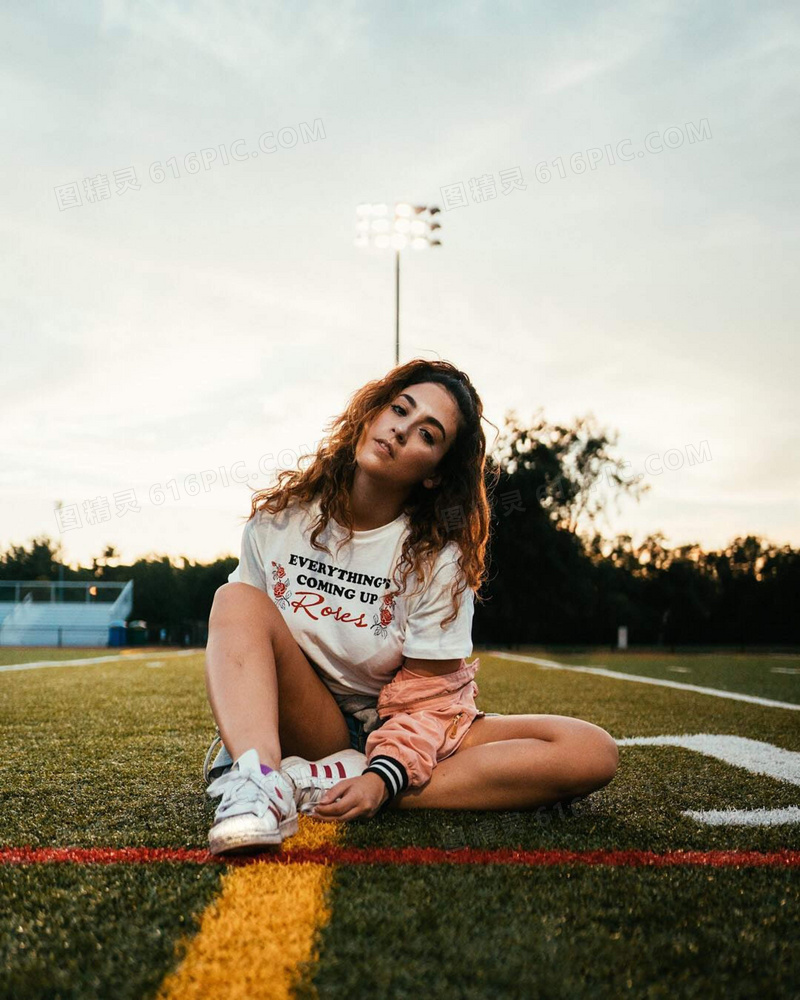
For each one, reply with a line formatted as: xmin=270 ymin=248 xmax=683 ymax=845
xmin=99 ymin=0 xmax=369 ymax=74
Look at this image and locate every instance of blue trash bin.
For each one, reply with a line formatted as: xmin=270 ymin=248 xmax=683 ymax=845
xmin=108 ymin=620 xmax=127 ymax=647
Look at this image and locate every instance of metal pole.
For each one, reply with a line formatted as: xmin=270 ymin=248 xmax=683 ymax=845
xmin=394 ymin=249 xmax=400 ymax=365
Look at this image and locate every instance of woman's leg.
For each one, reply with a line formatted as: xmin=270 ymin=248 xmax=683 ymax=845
xmin=204 ymin=582 xmax=351 ymax=770
xmin=387 ymin=714 xmax=619 ymax=811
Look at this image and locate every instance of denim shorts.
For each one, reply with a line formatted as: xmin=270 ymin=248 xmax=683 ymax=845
xmin=344 ymin=712 xmax=372 ymax=754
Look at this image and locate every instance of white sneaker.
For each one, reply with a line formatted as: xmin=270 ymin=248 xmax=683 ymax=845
xmin=280 ymin=749 xmax=367 ymax=814
xmin=206 ymin=748 xmax=298 ymax=855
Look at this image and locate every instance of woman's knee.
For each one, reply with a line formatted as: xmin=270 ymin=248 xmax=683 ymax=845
xmin=207 ymin=583 xmax=284 ymax=666
xmin=209 ymin=582 xmax=279 ymax=628
xmin=554 ymin=721 xmax=618 ymax=796
xmin=578 ymin=725 xmax=619 ymax=792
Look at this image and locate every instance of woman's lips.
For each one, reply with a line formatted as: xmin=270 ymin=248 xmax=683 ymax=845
xmin=374 ymin=439 xmax=393 ymax=457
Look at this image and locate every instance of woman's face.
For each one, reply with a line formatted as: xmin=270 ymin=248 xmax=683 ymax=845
xmin=356 ymin=381 xmax=462 ymax=489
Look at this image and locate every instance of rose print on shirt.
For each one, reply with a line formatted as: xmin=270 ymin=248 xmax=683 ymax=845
xmin=270 ymin=561 xmax=293 ymax=610
xmin=370 ymin=593 xmax=396 ymax=639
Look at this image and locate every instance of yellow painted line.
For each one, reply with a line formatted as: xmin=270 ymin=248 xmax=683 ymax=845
xmin=155 ymin=816 xmax=342 ymax=1000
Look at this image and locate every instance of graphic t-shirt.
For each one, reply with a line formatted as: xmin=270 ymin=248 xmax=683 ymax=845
xmin=226 ymin=496 xmax=474 ymax=701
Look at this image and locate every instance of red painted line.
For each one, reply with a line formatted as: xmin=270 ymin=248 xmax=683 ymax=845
xmin=1 ymin=846 xmax=798 ymax=867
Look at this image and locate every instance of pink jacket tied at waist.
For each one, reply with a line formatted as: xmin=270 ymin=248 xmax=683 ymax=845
xmin=364 ymin=656 xmax=482 ymax=789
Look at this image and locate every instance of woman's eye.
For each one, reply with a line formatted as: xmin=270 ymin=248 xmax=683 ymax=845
xmin=391 ymin=404 xmax=435 ymax=445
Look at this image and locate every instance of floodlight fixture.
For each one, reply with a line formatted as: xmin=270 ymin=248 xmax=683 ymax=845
xmin=354 ymin=202 xmax=443 ymax=365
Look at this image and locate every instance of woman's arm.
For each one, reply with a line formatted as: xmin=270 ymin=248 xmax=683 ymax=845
xmin=310 ymin=658 xmax=480 ymax=822
xmin=401 ymin=655 xmax=463 ymax=677
xmin=309 ymin=708 xmax=443 ymax=822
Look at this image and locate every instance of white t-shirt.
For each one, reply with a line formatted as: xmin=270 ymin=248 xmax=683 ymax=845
xmin=226 ymin=496 xmax=474 ymax=699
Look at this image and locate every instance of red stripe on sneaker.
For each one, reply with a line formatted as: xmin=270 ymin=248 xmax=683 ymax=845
xmin=323 ymin=764 xmax=332 ymax=779
xmin=336 ymin=761 xmax=346 ymax=778
xmin=310 ymin=763 xmax=318 ymax=777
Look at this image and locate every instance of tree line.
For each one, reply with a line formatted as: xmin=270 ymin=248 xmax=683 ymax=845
xmin=2 ymin=410 xmax=797 ymax=647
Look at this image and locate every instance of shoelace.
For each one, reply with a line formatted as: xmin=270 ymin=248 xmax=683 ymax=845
xmin=284 ymin=764 xmax=339 ymax=809
xmin=298 ymin=784 xmax=326 ymax=807
xmin=202 ymin=730 xmax=223 ymax=784
xmin=207 ymin=766 xmax=289 ymax=820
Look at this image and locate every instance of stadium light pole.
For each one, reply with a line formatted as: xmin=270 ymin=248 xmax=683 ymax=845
xmin=354 ymin=202 xmax=442 ymax=365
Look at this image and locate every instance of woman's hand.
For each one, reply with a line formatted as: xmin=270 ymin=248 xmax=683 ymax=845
xmin=305 ymin=772 xmax=389 ymax=822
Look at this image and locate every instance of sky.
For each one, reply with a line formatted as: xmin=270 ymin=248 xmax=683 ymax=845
xmin=1 ymin=0 xmax=798 ymax=570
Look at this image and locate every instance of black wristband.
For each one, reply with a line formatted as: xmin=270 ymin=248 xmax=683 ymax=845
xmin=364 ymin=754 xmax=409 ymax=801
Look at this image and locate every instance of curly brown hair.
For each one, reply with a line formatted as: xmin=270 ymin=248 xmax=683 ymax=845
xmin=242 ymin=358 xmax=500 ymax=628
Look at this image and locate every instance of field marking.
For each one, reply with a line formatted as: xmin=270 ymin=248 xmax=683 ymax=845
xmin=488 ymin=652 xmax=800 ymax=711
xmin=158 ymin=864 xmax=334 ymax=1000
xmin=683 ymin=807 xmax=800 ymax=827
xmin=617 ymin=734 xmax=800 ymax=826
xmin=616 ymin=734 xmax=800 ymax=786
xmin=156 ymin=817 xmax=341 ymax=1000
xmin=0 ymin=649 xmax=198 ymax=673
xmin=2 ymin=846 xmax=798 ymax=867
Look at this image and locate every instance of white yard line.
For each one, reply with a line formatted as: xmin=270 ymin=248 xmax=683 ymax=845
xmin=620 ymin=734 xmax=800 ymax=826
xmin=487 ymin=651 xmax=800 ymax=711
xmin=681 ymin=806 xmax=800 ymax=827
xmin=616 ymin=734 xmax=800 ymax=786
xmin=0 ymin=649 xmax=199 ymax=673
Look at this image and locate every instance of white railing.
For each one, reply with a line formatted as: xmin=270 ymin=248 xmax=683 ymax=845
xmin=0 ymin=580 xmax=135 ymax=647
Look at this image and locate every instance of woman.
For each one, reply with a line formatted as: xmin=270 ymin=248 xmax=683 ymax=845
xmin=204 ymin=359 xmax=619 ymax=855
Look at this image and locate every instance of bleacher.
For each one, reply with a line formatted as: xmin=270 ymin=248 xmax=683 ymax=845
xmin=0 ymin=581 xmax=133 ymax=647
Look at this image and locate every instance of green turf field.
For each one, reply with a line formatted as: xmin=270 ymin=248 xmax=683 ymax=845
xmin=1 ymin=647 xmax=798 ymax=998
